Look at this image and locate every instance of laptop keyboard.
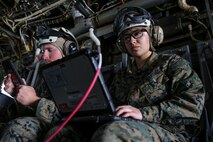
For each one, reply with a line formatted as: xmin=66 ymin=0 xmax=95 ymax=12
xmin=69 ymin=115 xmax=142 ymax=123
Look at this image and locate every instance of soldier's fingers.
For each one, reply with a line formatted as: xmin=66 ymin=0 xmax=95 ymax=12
xmin=115 ymin=107 xmax=133 ymax=116
xmin=121 ymin=112 xmax=132 ymax=118
xmin=116 ymin=105 xmax=132 ymax=111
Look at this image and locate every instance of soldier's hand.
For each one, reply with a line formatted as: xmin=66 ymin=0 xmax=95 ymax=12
xmin=16 ymin=85 xmax=41 ymax=106
xmin=115 ymin=105 xmax=143 ymax=120
xmin=4 ymin=74 xmax=15 ymax=95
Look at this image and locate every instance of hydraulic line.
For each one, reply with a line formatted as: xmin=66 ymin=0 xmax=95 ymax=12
xmin=178 ymin=0 xmax=199 ymax=14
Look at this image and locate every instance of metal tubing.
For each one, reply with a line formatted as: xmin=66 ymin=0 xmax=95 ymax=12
xmin=204 ymin=0 xmax=213 ymax=36
xmin=71 ymin=0 xmax=174 ymax=36
xmin=96 ymin=0 xmax=173 ymax=26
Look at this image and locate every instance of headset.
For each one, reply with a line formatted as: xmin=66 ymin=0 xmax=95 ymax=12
xmin=113 ymin=6 xmax=164 ymax=53
xmin=36 ymin=26 xmax=79 ymax=56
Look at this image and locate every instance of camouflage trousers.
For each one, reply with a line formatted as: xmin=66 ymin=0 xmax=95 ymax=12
xmin=0 ymin=117 xmax=86 ymax=142
xmin=0 ymin=116 xmax=49 ymax=142
xmin=91 ymin=120 xmax=189 ymax=142
xmin=0 ymin=118 xmax=190 ymax=142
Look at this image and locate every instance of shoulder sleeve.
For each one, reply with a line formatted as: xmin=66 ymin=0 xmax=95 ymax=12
xmin=36 ymin=98 xmax=61 ymax=124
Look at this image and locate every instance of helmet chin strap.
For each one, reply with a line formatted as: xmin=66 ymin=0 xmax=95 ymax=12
xmin=52 ymin=37 xmax=66 ymax=56
xmin=51 ymin=42 xmax=65 ymax=57
xmin=149 ymin=35 xmax=156 ymax=51
xmin=150 ymin=42 xmax=156 ymax=51
xmin=145 ymin=27 xmax=156 ymax=51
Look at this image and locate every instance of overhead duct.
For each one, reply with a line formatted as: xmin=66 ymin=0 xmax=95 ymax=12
xmin=70 ymin=0 xmax=174 ymax=37
xmin=75 ymin=0 xmax=94 ymax=18
xmin=178 ymin=0 xmax=199 ymax=15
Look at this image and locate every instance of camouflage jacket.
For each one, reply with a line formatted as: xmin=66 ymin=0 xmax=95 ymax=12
xmin=110 ymin=52 xmax=205 ymax=136
xmin=34 ymin=79 xmax=61 ymax=124
xmin=1 ymin=77 xmax=61 ymax=125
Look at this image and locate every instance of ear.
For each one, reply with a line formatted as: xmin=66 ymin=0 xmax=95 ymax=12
xmin=152 ymin=26 xmax=164 ymax=46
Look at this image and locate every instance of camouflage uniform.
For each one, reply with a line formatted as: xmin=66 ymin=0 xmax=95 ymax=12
xmin=0 ymin=78 xmax=84 ymax=142
xmin=91 ymin=52 xmax=205 ymax=142
xmin=0 ymin=78 xmax=62 ymax=141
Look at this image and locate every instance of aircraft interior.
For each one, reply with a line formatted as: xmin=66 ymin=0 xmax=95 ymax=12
xmin=0 ymin=0 xmax=212 ymax=141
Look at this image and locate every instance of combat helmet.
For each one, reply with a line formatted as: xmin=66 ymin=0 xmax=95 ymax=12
xmin=113 ymin=6 xmax=164 ymax=52
xmin=36 ymin=26 xmax=79 ymax=56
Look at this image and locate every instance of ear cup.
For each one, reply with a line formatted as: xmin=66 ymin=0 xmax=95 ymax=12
xmin=63 ymin=40 xmax=78 ymax=55
xmin=152 ymin=26 xmax=164 ymax=46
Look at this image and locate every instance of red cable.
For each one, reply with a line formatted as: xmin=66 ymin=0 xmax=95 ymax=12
xmin=45 ymin=67 xmax=101 ymax=142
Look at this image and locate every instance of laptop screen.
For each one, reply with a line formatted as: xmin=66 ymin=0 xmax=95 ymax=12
xmin=40 ymin=48 xmax=115 ymax=116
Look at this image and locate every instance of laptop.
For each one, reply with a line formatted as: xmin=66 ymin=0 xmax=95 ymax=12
xmin=40 ymin=48 xmax=131 ymax=123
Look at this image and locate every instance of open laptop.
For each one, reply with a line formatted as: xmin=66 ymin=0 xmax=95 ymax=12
xmin=40 ymin=48 xmax=131 ymax=123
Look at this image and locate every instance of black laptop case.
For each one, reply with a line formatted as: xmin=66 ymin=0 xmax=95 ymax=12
xmin=40 ymin=48 xmax=116 ymax=119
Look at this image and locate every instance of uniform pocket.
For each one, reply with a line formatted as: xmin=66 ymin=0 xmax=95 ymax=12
xmin=139 ymin=69 xmax=169 ymax=105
